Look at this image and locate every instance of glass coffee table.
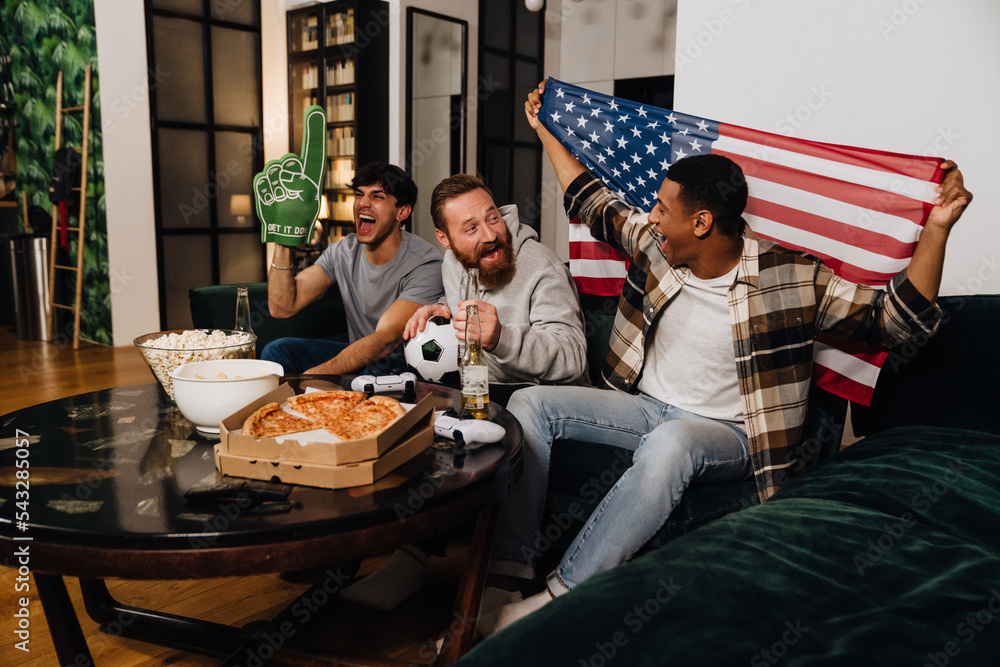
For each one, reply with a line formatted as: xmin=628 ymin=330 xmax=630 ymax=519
xmin=0 ymin=377 xmax=522 ymax=665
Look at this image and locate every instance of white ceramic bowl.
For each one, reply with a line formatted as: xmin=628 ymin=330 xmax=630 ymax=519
xmin=170 ymin=359 xmax=284 ymax=432
xmin=135 ymin=329 xmax=257 ymax=401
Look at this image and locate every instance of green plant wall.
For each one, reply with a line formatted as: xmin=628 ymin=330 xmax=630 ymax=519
xmin=3 ymin=0 xmax=111 ymax=345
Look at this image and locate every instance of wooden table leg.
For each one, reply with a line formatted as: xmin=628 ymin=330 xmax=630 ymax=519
xmin=34 ymin=573 xmax=93 ymax=666
xmin=435 ymin=505 xmax=498 ymax=665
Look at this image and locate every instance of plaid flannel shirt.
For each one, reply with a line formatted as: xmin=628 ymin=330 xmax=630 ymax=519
xmin=566 ymin=171 xmax=943 ymax=501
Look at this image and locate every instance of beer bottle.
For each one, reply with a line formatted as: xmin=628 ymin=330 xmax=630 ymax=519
xmin=460 ymin=304 xmax=489 ymax=419
xmin=457 ymin=268 xmax=479 ymax=366
xmin=234 ymin=286 xmax=255 ymax=356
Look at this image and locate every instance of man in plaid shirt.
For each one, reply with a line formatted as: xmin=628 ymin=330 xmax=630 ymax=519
xmin=479 ymin=80 xmax=973 ymax=635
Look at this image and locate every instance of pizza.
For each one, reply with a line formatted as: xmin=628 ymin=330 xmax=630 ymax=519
xmin=287 ymin=390 xmax=366 ymax=426
xmin=324 ymin=395 xmax=407 ymax=441
xmin=242 ymin=402 xmax=318 ymax=438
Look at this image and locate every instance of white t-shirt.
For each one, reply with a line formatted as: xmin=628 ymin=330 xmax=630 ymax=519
xmin=636 ymin=264 xmax=743 ymax=423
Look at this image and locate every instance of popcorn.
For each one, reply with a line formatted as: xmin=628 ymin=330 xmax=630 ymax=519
xmin=135 ymin=330 xmax=255 ymax=400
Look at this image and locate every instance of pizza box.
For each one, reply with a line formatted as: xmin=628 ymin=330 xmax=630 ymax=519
xmin=219 ymin=383 xmax=439 ymax=466
xmin=214 ymin=417 xmax=433 ymax=489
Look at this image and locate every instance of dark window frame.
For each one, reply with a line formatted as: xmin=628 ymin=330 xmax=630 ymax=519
xmin=145 ymin=0 xmax=264 ymax=328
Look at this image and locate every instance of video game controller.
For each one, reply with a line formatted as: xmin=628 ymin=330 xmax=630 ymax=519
xmin=433 ymin=410 xmax=506 ymax=444
xmin=351 ymin=372 xmax=418 ymax=393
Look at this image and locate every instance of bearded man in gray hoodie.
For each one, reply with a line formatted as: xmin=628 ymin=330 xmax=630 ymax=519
xmin=339 ymin=173 xmax=589 ymax=612
xmin=405 ymin=172 xmax=590 ymax=388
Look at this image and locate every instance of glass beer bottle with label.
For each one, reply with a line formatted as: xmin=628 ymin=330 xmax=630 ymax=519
xmin=460 ymin=304 xmax=489 ymax=419
xmin=457 ymin=268 xmax=480 ymax=366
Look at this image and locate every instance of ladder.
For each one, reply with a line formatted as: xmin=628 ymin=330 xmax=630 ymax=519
xmin=48 ymin=65 xmax=91 ymax=350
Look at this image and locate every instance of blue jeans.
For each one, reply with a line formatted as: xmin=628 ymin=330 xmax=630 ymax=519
xmin=493 ymin=385 xmax=750 ymax=596
xmin=260 ymin=337 xmax=405 ymax=375
xmin=260 ymin=338 xmax=349 ymax=375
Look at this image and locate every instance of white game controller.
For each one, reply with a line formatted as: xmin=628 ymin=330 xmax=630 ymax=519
xmin=351 ymin=372 xmax=418 ymax=393
xmin=433 ymin=410 xmax=506 ymax=444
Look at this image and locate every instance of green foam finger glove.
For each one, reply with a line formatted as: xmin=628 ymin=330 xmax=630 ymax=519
xmin=255 ymin=105 xmax=327 ymax=246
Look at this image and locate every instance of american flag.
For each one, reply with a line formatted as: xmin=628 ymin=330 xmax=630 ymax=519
xmin=540 ymin=78 xmax=945 ymax=406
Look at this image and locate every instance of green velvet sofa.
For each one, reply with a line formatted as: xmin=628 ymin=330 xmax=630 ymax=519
xmin=455 ymin=294 xmax=1000 ymax=665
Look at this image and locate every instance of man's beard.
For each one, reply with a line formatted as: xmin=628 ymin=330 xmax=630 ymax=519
xmin=453 ymin=236 xmax=516 ymax=290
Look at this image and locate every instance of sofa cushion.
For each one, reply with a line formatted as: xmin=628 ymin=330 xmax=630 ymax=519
xmin=458 ymin=426 xmax=1000 ymax=666
xmin=851 ymin=295 xmax=1000 ymax=437
xmin=189 ymin=282 xmax=348 ymax=353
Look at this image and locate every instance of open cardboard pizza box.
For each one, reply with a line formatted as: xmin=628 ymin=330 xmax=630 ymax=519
xmin=215 ymin=383 xmax=438 ymax=489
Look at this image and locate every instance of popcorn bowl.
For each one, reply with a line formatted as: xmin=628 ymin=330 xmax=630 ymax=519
xmin=170 ymin=358 xmax=283 ymax=433
xmin=134 ymin=329 xmax=256 ymax=401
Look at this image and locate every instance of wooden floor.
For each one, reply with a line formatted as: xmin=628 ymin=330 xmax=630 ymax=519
xmin=0 ymin=324 xmax=472 ymax=665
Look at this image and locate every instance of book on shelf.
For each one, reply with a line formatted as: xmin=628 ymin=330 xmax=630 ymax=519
xmin=326 ymin=58 xmax=355 ymax=87
xmin=301 ymin=65 xmax=318 ymax=90
xmin=302 ymin=15 xmax=319 ymax=50
xmin=330 ymin=193 xmax=354 ymax=221
xmin=327 ymin=126 xmax=356 ymax=157
xmin=326 ymin=92 xmax=355 ymax=122
xmin=327 ymin=158 xmax=354 ymax=190
xmin=302 ymin=94 xmax=318 ymax=114
xmin=327 ymin=9 xmax=355 ymax=46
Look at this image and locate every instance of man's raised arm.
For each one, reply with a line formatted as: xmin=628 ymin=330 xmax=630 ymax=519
xmin=266 ymin=249 xmax=334 ymax=319
xmin=525 ymin=79 xmax=586 ymax=192
xmin=904 ymin=160 xmax=972 ymax=304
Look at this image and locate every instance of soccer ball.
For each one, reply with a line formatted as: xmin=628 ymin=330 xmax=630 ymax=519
xmin=404 ymin=316 xmax=461 ymax=385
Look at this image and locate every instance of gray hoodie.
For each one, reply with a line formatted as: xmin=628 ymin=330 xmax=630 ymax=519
xmin=440 ymin=205 xmax=589 ymax=385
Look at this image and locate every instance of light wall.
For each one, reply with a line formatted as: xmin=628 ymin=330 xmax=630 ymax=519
xmin=262 ymin=0 xmax=291 ymax=160
xmin=671 ymin=0 xmax=999 ymax=296
xmin=94 ymin=0 xmax=160 ymax=346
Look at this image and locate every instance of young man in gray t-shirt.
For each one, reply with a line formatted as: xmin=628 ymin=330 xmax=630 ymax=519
xmin=262 ymin=163 xmax=444 ymax=374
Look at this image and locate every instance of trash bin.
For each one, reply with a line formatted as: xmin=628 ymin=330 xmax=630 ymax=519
xmin=6 ymin=233 xmax=51 ymax=341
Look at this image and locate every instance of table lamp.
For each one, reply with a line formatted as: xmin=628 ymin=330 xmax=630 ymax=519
xmin=230 ymin=194 xmax=252 ymax=225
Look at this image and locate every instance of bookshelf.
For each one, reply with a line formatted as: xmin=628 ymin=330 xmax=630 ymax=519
xmin=287 ymin=0 xmax=389 ymax=233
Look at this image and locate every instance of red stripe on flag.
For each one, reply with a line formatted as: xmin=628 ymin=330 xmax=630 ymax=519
xmin=716 ymin=149 xmax=934 ymax=227
xmin=569 ymin=240 xmax=631 ymax=262
xmin=720 ymin=123 xmax=944 ymax=181
xmin=746 ymin=197 xmax=917 ymax=260
xmin=812 ymin=362 xmax=876 ymax=405
xmin=573 ymin=275 xmax=625 ymax=296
